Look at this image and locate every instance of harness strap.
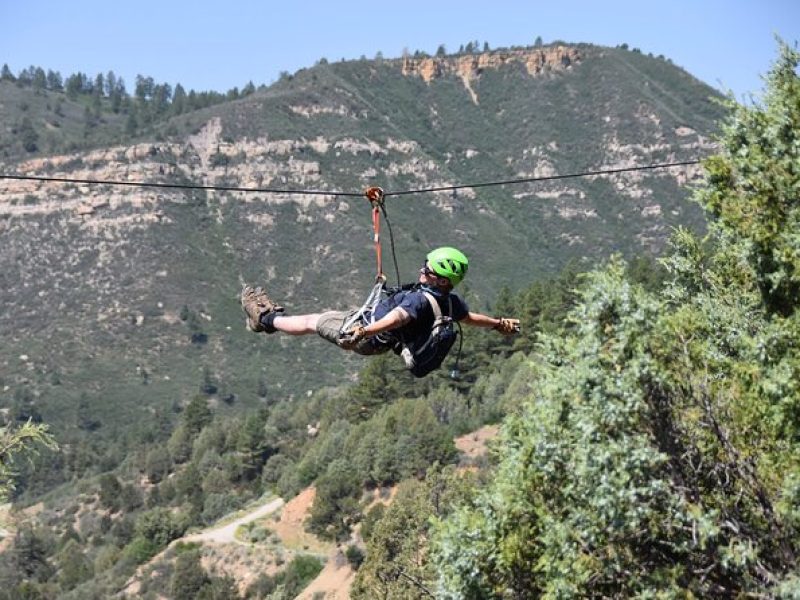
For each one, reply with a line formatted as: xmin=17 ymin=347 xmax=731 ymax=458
xmin=365 ymin=186 xmax=385 ymax=280
xmin=340 ymin=277 xmax=386 ymax=333
xmin=421 ymin=291 xmax=450 ymax=322
xmin=372 ymin=205 xmax=383 ymax=278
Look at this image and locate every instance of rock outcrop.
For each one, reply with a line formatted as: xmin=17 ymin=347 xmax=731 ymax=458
xmin=401 ymin=46 xmax=580 ymax=82
xmin=399 ymin=46 xmax=581 ymax=104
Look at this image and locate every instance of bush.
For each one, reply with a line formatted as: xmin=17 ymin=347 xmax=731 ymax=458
xmin=345 ymin=544 xmax=364 ymax=569
xmin=135 ymin=507 xmax=187 ymax=549
xmin=122 ymin=536 xmax=159 ymax=565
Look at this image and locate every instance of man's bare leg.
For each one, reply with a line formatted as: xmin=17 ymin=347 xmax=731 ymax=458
xmin=270 ymin=314 xmax=320 ymax=335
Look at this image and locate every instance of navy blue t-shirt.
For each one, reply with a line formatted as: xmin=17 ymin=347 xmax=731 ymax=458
xmin=368 ymin=286 xmax=469 ymax=347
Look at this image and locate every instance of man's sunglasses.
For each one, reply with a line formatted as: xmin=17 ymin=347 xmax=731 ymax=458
xmin=420 ymin=263 xmax=438 ymax=277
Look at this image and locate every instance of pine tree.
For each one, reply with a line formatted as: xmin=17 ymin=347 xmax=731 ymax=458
xmin=19 ymin=117 xmax=38 ymax=152
xmin=1 ymin=63 xmax=14 ymax=81
xmin=183 ymin=395 xmax=213 ymax=434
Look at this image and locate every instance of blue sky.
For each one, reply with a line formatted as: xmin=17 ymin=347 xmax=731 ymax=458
xmin=2 ymin=1 xmax=797 ymax=102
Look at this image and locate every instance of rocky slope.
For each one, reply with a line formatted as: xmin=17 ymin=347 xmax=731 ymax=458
xmin=0 ymin=43 xmax=724 ymax=455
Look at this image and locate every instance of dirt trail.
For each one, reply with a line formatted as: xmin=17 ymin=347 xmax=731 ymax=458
xmin=184 ymin=497 xmax=284 ymax=544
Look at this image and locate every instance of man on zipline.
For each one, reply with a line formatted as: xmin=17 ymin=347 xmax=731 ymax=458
xmin=241 ymin=246 xmax=519 ymax=373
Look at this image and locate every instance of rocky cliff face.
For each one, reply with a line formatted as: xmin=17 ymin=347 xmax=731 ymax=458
xmin=0 ymin=43 xmax=725 ymax=446
xmin=400 ymin=46 xmax=581 ymax=103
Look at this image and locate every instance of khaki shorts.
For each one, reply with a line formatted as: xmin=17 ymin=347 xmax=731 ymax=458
xmin=316 ymin=310 xmax=391 ymax=356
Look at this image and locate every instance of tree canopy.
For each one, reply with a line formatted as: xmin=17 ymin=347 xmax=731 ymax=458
xmin=429 ymin=40 xmax=800 ymax=598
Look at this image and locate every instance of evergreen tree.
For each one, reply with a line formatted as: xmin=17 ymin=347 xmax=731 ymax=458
xmin=104 ymin=70 xmax=116 ymax=96
xmin=144 ymin=445 xmax=171 ymax=483
xmin=697 ymin=41 xmax=800 ymax=315
xmin=12 ymin=525 xmax=54 ymax=582
xmin=308 ymin=458 xmax=361 ymax=541
xmin=1 ymin=63 xmax=14 ymax=81
xmin=97 ymin=473 xmax=123 ymax=512
xmin=65 ymin=73 xmax=83 ymax=99
xmin=110 ymin=75 xmax=126 ymax=113
xmin=431 ymin=41 xmax=800 ymax=597
xmin=93 ymin=72 xmax=104 ymax=97
xmin=352 ymin=467 xmax=472 ymax=599
xmin=170 ymin=550 xmax=210 ymax=600
xmin=31 ymin=67 xmax=46 ymax=90
xmin=235 ymin=413 xmax=273 ymax=480
xmin=45 ymin=69 xmax=62 ymax=91
xmin=183 ymin=394 xmax=213 ymax=434
xmin=134 ymin=74 xmax=154 ymax=101
xmin=56 ymin=539 xmax=93 ymax=590
xmin=19 ymin=117 xmax=39 ymax=152
xmin=172 ymin=83 xmax=187 ymax=114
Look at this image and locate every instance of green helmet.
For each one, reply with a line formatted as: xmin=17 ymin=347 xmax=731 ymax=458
xmin=427 ymin=247 xmax=469 ymax=286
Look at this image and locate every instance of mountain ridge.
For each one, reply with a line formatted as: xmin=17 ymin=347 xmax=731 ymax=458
xmin=1 ymin=42 xmax=725 ymax=467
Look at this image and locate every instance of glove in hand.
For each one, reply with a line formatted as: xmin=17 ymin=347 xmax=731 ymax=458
xmin=493 ymin=318 xmax=521 ymax=335
xmin=339 ymin=326 xmax=367 ymax=350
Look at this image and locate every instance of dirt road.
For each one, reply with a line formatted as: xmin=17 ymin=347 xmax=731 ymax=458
xmin=184 ymin=497 xmax=285 ymax=544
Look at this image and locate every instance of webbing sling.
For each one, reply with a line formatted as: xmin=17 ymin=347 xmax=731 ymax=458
xmin=339 ymin=187 xmax=388 ymax=334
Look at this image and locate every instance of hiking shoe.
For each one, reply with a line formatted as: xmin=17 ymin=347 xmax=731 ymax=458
xmin=241 ymin=284 xmax=284 ymax=333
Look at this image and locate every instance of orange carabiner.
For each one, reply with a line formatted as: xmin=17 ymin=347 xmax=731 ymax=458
xmin=365 ymin=186 xmax=385 ymax=205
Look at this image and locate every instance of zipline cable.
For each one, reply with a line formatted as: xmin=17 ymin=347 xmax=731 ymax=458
xmin=0 ymin=158 xmax=703 ymax=198
xmin=0 ymin=173 xmax=364 ymax=198
xmin=383 ymin=159 xmax=701 ymax=197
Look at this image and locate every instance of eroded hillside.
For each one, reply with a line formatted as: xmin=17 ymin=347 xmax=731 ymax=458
xmin=0 ymin=43 xmax=723 ymax=461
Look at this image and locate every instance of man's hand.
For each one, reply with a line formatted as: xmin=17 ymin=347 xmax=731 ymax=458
xmin=493 ymin=318 xmax=520 ymax=335
xmin=339 ymin=326 xmax=367 ymax=350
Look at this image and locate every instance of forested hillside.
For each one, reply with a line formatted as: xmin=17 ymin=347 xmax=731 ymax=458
xmin=0 ymin=43 xmax=724 ymax=501
xmin=3 ymin=40 xmax=796 ymax=599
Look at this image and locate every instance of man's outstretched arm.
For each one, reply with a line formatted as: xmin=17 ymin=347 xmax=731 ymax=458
xmin=462 ymin=312 xmax=520 ymax=334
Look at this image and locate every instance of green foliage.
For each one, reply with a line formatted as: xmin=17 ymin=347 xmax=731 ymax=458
xmin=183 ymin=395 xmax=213 ymax=434
xmin=145 ymin=444 xmax=171 ymax=483
xmin=9 ymin=525 xmax=56 ymax=583
xmin=281 ymin=554 xmax=325 ymax=596
xmin=430 ymin=41 xmax=800 ymax=597
xmin=308 ymin=458 xmax=361 ymax=541
xmin=0 ymin=420 xmax=57 ymax=502
xmin=134 ymin=506 xmax=188 ymax=550
xmin=352 ymin=467 xmax=473 ymax=599
xmin=244 ymin=554 xmax=323 ymax=600
xmin=56 ymin=539 xmax=94 ymax=590
xmin=346 ymin=397 xmax=458 ymax=487
xmin=97 ymin=473 xmax=122 ymax=512
xmin=345 ymin=544 xmax=365 ymax=569
xmin=170 ymin=549 xmax=210 ymax=600
xmin=695 ymin=41 xmax=800 ymax=315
